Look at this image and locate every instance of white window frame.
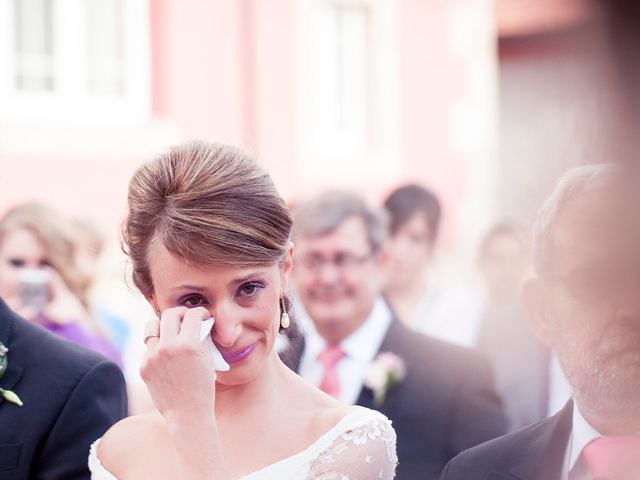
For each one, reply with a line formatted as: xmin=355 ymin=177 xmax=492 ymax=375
xmin=0 ymin=0 xmax=150 ymax=126
xmin=296 ymin=0 xmax=400 ymax=182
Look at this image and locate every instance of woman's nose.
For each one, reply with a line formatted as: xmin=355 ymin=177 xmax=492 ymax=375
xmin=210 ymin=304 xmax=242 ymax=348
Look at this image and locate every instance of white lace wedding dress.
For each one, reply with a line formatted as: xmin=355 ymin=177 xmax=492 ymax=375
xmin=89 ymin=407 xmax=397 ymax=479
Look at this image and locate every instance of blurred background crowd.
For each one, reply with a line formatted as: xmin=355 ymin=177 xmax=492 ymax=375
xmin=1 ymin=0 xmax=639 ymax=473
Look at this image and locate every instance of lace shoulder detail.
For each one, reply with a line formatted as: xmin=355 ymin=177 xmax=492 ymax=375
xmin=87 ymin=410 xmax=397 ymax=480
xmin=307 ymin=408 xmax=397 ymax=480
xmin=88 ymin=439 xmax=118 ymax=480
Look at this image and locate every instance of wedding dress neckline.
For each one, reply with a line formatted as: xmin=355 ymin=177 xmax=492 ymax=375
xmin=89 ymin=406 xmax=384 ymax=480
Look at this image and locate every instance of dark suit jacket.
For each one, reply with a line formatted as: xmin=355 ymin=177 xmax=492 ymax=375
xmin=284 ymin=315 xmax=507 ymax=480
xmin=440 ymin=401 xmax=573 ymax=480
xmin=0 ymin=298 xmax=128 ymax=479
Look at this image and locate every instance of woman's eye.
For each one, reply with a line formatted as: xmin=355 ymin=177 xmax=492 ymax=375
xmin=8 ymin=258 xmax=25 ymax=268
xmin=239 ymin=282 xmax=263 ymax=297
xmin=183 ymin=295 xmax=205 ymax=307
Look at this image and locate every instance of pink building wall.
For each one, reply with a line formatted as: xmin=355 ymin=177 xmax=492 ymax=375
xmin=1 ymin=0 xmax=495 ymax=258
xmin=150 ymin=0 xmax=247 ymax=143
xmin=395 ymin=0 xmax=474 ymax=250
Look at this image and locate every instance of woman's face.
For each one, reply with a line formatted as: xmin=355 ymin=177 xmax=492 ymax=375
xmin=146 ymin=241 xmax=292 ymax=387
xmin=479 ymin=232 xmax=528 ymax=300
xmin=0 ymin=227 xmax=49 ymax=301
xmin=386 ymin=212 xmax=433 ymax=289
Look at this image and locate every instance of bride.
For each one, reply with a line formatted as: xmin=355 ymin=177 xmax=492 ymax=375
xmin=89 ymin=142 xmax=397 ymax=479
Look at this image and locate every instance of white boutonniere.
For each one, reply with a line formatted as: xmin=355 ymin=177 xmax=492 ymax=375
xmin=0 ymin=342 xmax=23 ymax=407
xmin=364 ymin=351 xmax=406 ymax=407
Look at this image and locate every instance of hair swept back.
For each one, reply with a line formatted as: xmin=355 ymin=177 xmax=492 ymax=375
xmin=123 ymin=141 xmax=292 ymax=296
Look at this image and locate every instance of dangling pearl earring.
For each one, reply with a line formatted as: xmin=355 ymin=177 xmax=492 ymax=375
xmin=280 ymin=297 xmax=290 ymax=329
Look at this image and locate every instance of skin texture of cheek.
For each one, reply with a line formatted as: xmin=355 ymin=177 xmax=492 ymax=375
xmin=215 ymin=315 xmax=281 ymax=388
xmin=0 ymin=269 xmax=19 ymax=298
xmin=387 ymin=249 xmax=430 ymax=291
xmin=551 ymin=305 xmax=640 ymax=414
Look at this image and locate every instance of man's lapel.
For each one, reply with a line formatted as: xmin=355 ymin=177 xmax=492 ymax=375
xmin=0 ymin=365 xmax=23 ymax=405
xmin=287 ymin=305 xmax=407 ymax=412
xmin=507 ymin=400 xmax=574 ymax=480
xmin=355 ymin=316 xmax=405 ymax=411
xmin=0 ymin=300 xmax=24 ymax=405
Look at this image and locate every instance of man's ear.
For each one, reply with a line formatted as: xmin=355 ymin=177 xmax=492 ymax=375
xmin=522 ymin=277 xmax=552 ymax=346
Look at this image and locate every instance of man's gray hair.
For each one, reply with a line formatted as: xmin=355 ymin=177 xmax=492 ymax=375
xmin=532 ymin=163 xmax=622 ymax=276
xmin=292 ymin=190 xmax=388 ymax=252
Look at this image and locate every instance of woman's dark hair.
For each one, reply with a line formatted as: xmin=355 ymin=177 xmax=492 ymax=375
xmin=383 ymin=184 xmax=441 ymax=244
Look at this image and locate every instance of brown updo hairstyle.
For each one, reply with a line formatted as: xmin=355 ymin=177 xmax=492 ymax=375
xmin=123 ymin=141 xmax=293 ymax=317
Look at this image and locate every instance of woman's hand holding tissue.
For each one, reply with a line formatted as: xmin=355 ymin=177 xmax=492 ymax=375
xmin=140 ymin=306 xmax=219 ymax=423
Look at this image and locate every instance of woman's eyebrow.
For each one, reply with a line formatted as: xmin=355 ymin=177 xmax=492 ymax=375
xmin=172 ymin=284 xmax=207 ymax=291
xmin=231 ymin=269 xmax=268 ymax=285
xmin=169 ymin=270 xmax=269 ymax=291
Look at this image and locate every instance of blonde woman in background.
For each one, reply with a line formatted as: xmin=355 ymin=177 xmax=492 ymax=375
xmin=0 ymin=203 xmax=121 ymax=364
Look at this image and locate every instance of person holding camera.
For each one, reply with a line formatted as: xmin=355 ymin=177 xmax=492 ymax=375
xmin=0 ymin=203 xmax=120 ymax=364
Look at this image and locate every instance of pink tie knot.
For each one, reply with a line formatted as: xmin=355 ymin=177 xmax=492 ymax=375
xmin=583 ymin=436 xmax=640 ymax=479
xmin=318 ymin=345 xmax=345 ymax=368
xmin=317 ymin=345 xmax=345 ymax=399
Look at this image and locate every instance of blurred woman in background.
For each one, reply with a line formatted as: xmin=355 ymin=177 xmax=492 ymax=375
xmin=0 ymin=203 xmax=121 ymax=365
xmin=475 ymin=221 xmax=550 ymax=432
xmin=383 ymin=184 xmax=481 ymax=346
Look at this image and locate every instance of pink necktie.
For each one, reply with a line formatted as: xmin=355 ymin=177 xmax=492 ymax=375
xmin=318 ymin=345 xmax=345 ymax=399
xmin=582 ymin=436 xmax=640 ymax=479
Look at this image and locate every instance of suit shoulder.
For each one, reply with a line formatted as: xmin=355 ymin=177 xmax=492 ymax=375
xmin=397 ymin=326 xmax=487 ymax=371
xmin=443 ymin=414 xmax=564 ymax=477
xmin=11 ymin=312 xmax=117 ymax=373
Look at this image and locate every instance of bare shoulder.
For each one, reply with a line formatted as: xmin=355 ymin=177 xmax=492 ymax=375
xmin=308 ymin=404 xmax=379 ymax=442
xmin=97 ymin=410 xmax=167 ymax=476
xmin=318 ymin=404 xmax=364 ymax=425
xmin=280 ymin=366 xmax=391 ymax=443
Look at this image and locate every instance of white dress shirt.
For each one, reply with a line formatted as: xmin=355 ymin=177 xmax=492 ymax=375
xmin=297 ymin=297 xmax=393 ymax=405
xmin=561 ymin=403 xmax=603 ymax=480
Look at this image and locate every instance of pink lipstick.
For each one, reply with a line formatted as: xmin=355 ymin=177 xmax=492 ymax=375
xmin=220 ymin=343 xmax=257 ymax=363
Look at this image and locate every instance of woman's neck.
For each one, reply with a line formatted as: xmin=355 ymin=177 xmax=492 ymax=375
xmin=214 ymin=352 xmax=287 ymax=418
xmin=385 ymin=274 xmax=428 ymax=326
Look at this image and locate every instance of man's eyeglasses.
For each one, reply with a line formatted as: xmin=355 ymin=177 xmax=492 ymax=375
xmin=543 ymin=262 xmax=636 ymax=303
xmin=298 ymin=252 xmax=374 ymax=272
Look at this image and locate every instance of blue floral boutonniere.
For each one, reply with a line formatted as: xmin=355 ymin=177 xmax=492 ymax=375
xmin=364 ymin=351 xmax=406 ymax=407
xmin=0 ymin=342 xmax=23 ymax=406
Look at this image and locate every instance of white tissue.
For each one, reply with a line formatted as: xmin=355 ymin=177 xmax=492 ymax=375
xmin=199 ymin=318 xmax=230 ymax=372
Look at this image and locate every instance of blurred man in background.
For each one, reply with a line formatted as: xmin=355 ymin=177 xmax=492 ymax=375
xmin=285 ymin=190 xmax=506 ymax=480
xmin=442 ymin=164 xmax=640 ymax=480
